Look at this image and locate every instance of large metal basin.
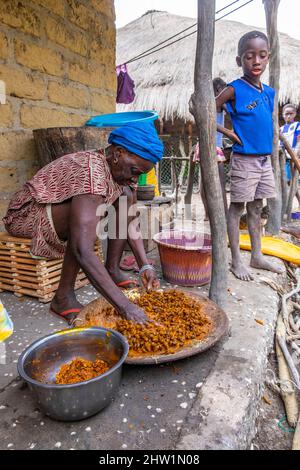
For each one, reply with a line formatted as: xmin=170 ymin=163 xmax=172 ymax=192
xmin=17 ymin=327 xmax=128 ymax=421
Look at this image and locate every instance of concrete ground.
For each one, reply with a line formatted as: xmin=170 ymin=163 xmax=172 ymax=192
xmin=0 ymin=246 xmax=285 ymax=450
xmin=252 ymin=352 xmax=294 ymax=451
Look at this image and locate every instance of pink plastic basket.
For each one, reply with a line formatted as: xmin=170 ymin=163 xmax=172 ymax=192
xmin=153 ymin=230 xmax=212 ymax=286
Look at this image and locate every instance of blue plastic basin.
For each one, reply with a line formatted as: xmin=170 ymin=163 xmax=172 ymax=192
xmin=86 ymin=111 xmax=158 ymax=127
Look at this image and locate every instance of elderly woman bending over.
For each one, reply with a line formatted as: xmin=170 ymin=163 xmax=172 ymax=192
xmin=3 ymin=122 xmax=163 ymax=325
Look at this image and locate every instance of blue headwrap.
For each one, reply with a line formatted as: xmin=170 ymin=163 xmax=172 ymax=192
xmin=108 ymin=122 xmax=164 ymax=163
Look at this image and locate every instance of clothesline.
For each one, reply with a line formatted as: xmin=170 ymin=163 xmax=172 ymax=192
xmin=122 ymin=0 xmax=242 ymax=66
xmin=119 ymin=0 xmax=255 ymax=67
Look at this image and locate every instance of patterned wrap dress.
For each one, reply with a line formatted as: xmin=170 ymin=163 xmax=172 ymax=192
xmin=3 ymin=150 xmax=123 ymax=259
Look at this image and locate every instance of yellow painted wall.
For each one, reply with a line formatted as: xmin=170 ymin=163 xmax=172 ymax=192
xmin=0 ymin=0 xmax=116 ymax=225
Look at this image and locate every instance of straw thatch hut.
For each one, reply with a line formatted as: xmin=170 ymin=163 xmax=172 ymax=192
xmin=117 ymin=10 xmax=300 ymax=134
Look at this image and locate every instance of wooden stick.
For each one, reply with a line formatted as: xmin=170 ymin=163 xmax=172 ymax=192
xmin=277 ymin=335 xmax=300 ymax=389
xmin=292 ymin=415 xmax=300 ymax=450
xmin=291 ymin=341 xmax=300 ymax=355
xmin=189 ymin=0 xmax=228 ymax=307
xmin=276 ymin=313 xmax=299 ymax=427
xmin=289 ymin=314 xmax=299 ymax=333
xmin=290 ymin=300 xmax=300 ymax=312
xmin=0 ymin=234 xmax=31 ymax=244
xmin=279 ymin=133 xmax=300 ymax=173
xmin=287 ymin=334 xmax=300 ymax=341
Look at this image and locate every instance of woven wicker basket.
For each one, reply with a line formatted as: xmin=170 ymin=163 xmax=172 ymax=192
xmin=153 ymin=230 xmax=212 ymax=286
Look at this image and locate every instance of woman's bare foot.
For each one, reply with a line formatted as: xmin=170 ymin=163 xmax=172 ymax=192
xmin=50 ymin=293 xmax=83 ymax=325
xmin=250 ymin=255 xmax=285 ymax=274
xmin=230 ymin=260 xmax=254 ymax=281
xmin=106 ymin=267 xmax=138 ymax=289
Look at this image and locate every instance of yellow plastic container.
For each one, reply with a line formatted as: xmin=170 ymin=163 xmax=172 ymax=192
xmin=239 ymin=234 xmax=300 ymax=266
xmin=0 ymin=300 xmax=13 ymax=342
xmin=138 ymin=167 xmax=159 ymax=196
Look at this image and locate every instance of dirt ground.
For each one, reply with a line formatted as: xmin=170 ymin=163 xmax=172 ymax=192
xmin=253 ymin=350 xmax=296 ymax=450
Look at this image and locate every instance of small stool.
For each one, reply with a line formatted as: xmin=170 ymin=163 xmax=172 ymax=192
xmin=0 ymin=232 xmax=102 ymax=303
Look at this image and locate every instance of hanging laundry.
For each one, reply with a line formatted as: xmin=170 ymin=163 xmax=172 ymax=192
xmin=116 ymin=64 xmax=135 ymax=104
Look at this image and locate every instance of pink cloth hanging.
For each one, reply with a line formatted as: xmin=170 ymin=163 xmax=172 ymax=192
xmin=116 ymin=64 xmax=135 ymax=104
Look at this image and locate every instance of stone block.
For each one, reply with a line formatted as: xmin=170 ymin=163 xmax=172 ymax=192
xmin=0 ymin=31 xmax=9 ymax=59
xmin=15 ymin=40 xmax=64 ymax=77
xmin=0 ymin=102 xmax=13 ymax=128
xmin=90 ymin=0 xmax=115 ymax=21
xmin=31 ymin=0 xmax=65 ymax=17
xmin=0 ymin=131 xmax=37 ymax=162
xmin=46 ymin=17 xmax=88 ymax=57
xmin=0 ymin=64 xmax=46 ymax=100
xmin=20 ymin=104 xmax=72 ymax=128
xmin=90 ymin=91 xmax=115 ymax=113
xmin=48 ymin=81 xmax=89 ymax=109
xmin=0 ymin=0 xmax=41 ymax=37
xmin=0 ymin=162 xmax=19 ymax=192
xmin=69 ymin=60 xmax=103 ymax=88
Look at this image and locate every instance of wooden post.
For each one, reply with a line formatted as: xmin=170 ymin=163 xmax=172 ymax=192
xmin=184 ymin=122 xmax=195 ymax=216
xmin=263 ymin=0 xmax=281 ymax=234
xmin=279 ymin=148 xmax=288 ymax=220
xmin=190 ymin=0 xmax=228 ymax=307
xmin=286 ymin=165 xmax=299 ymax=221
xmin=184 ymin=156 xmax=195 ymax=219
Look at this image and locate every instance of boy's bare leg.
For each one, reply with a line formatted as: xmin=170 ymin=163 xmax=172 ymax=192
xmin=247 ymin=199 xmax=285 ymax=273
xmin=228 ymin=201 xmax=254 ymax=281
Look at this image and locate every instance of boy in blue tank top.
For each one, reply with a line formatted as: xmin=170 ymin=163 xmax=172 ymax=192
xmin=216 ymin=31 xmax=284 ymax=281
xmin=280 ymin=103 xmax=300 ymax=205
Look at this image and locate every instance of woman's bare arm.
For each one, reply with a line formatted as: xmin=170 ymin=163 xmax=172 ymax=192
xmin=68 ymin=193 xmax=149 ymax=323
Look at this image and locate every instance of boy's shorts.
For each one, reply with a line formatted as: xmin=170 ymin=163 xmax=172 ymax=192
xmin=230 ymin=154 xmax=276 ymax=203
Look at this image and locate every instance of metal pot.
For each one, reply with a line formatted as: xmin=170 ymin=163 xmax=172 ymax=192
xmin=17 ymin=327 xmax=128 ymax=421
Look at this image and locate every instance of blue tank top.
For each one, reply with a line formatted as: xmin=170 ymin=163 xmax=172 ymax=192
xmin=226 ymin=78 xmax=275 ymax=155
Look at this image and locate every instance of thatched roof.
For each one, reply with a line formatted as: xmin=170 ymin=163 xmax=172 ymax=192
xmin=117 ymin=10 xmax=300 ymax=122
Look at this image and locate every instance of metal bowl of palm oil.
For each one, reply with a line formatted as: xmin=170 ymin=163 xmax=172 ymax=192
xmin=17 ymin=327 xmax=128 ymax=421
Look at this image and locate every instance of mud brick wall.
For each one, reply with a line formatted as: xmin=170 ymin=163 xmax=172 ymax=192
xmin=0 ymin=0 xmax=116 ymax=226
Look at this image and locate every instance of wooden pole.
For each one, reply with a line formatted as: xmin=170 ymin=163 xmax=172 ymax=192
xmin=190 ymin=0 xmax=228 ymax=307
xmin=280 ymin=133 xmax=300 ymax=173
xmin=263 ymin=0 xmax=281 ymax=234
xmin=286 ymin=165 xmax=299 ymax=221
xmin=184 ymin=155 xmax=196 ymax=218
xmin=279 ymin=148 xmax=288 ymax=220
xmin=184 ymin=121 xmax=195 ymax=217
